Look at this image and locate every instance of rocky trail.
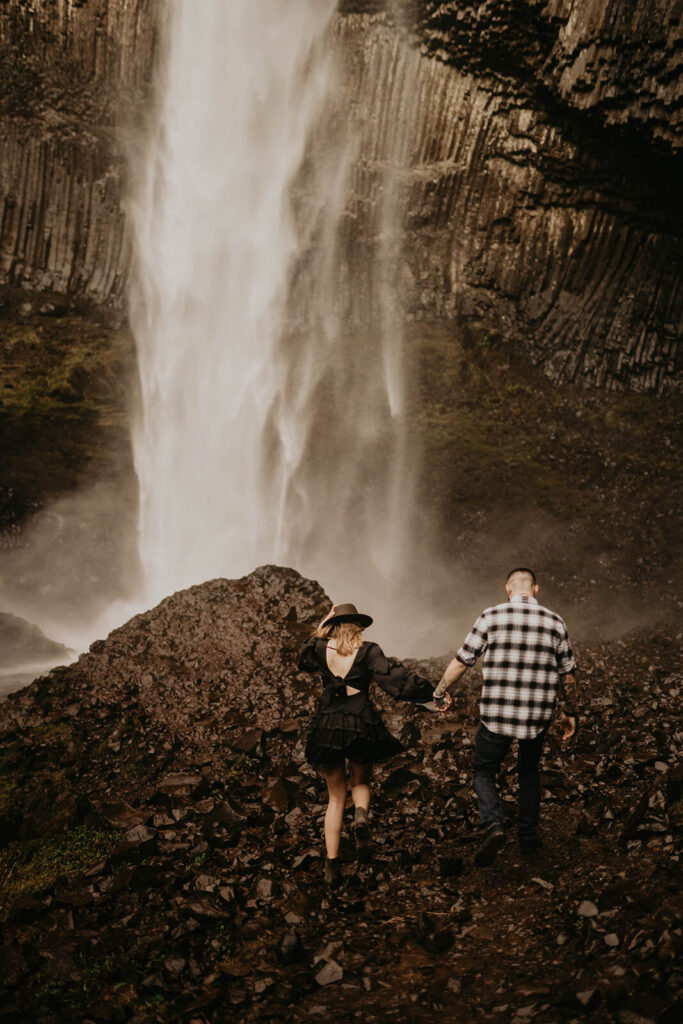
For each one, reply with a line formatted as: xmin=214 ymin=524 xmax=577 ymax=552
xmin=0 ymin=567 xmax=680 ymax=1023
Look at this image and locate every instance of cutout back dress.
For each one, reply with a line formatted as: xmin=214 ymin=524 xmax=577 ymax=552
xmin=298 ymin=637 xmax=435 ymax=766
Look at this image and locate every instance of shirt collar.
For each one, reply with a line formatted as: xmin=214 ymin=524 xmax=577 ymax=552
xmin=510 ymin=594 xmax=538 ymax=604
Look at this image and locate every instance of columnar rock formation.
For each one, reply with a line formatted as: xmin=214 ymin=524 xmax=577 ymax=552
xmin=0 ymin=0 xmax=681 ymax=388
xmin=335 ymin=2 xmax=682 ymax=390
xmin=0 ymin=0 xmax=157 ymax=303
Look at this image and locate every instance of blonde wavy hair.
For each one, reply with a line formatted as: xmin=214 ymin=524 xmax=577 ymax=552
xmin=313 ymin=621 xmax=364 ymax=656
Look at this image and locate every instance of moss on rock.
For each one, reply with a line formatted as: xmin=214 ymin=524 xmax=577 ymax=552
xmin=0 ymin=294 xmax=137 ymax=530
xmin=0 ymin=818 xmax=119 ymax=916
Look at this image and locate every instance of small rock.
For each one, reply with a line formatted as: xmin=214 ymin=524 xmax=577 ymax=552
xmin=255 ymin=877 xmax=278 ymax=900
xmin=99 ymin=801 xmax=145 ymax=830
xmin=293 ymin=848 xmax=320 ymax=870
xmin=157 ymin=773 xmax=204 ymax=797
xmin=576 ymin=989 xmax=601 ymax=1009
xmin=254 ymin=977 xmax=274 ymax=995
xmin=152 ymin=813 xmax=175 ymax=828
xmin=315 ymin=959 xmax=343 ymax=986
xmin=263 ymin=780 xmax=288 ymax=813
xmin=617 ymin=1012 xmax=655 ymax=1024
xmin=125 ymin=825 xmax=157 ymax=846
xmin=186 ymin=899 xmax=225 ymax=921
xmin=231 ymin=728 xmax=264 ymax=756
xmin=621 ymin=790 xmax=649 ymax=839
xmin=285 ymin=807 xmax=303 ymax=828
xmin=604 ymin=932 xmax=620 ymax=947
xmin=277 ymin=718 xmax=300 ymax=734
xmin=280 ymin=928 xmax=305 ymax=964
xmin=142 ymin=972 xmax=164 ymax=990
xmin=577 ymin=900 xmax=599 ymax=918
xmin=164 ymin=956 xmax=187 ymax=976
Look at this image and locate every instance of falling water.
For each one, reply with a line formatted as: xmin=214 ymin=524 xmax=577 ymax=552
xmin=130 ymin=1 xmax=424 ymax=649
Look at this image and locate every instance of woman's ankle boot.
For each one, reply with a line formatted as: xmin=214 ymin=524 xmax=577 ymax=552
xmin=353 ymin=806 xmax=370 ymax=843
xmin=353 ymin=807 xmax=371 ymax=861
xmin=324 ymin=857 xmax=341 ymax=887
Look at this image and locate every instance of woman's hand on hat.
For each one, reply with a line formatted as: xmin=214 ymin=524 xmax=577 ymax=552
xmin=319 ymin=605 xmax=337 ymax=628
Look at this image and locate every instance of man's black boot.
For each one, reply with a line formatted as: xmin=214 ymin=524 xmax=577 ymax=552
xmin=474 ymin=824 xmax=505 ymax=867
xmin=519 ymin=834 xmax=541 ymax=855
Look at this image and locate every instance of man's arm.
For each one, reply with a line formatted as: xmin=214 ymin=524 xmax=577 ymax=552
xmin=557 ymin=671 xmax=577 ymax=741
xmin=433 ymin=657 xmax=469 ymax=700
xmin=555 ymin=623 xmax=578 ymax=741
xmin=431 ymin=612 xmax=488 ymax=712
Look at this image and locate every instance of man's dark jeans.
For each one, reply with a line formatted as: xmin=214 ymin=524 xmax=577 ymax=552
xmin=473 ymin=721 xmax=547 ymax=839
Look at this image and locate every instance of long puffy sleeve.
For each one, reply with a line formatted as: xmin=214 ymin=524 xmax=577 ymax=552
xmin=298 ymin=636 xmax=321 ymax=673
xmin=366 ymin=643 xmax=434 ymax=703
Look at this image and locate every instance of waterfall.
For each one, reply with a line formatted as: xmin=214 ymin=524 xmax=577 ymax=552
xmin=130 ymin=1 xmax=423 ymax=650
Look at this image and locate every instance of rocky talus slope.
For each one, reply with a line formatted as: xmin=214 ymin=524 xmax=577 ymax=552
xmin=0 ymin=567 xmax=680 ymax=1023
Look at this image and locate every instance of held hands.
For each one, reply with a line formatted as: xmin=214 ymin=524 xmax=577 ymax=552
xmin=433 ymin=692 xmax=452 ymax=714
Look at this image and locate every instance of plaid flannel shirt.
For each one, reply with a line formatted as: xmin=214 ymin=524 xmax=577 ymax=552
xmin=457 ymin=594 xmax=576 ymax=739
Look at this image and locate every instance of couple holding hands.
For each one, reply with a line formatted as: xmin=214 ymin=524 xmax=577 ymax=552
xmin=298 ymin=568 xmax=577 ymax=885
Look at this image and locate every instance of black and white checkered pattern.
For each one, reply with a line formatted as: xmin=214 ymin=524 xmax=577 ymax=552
xmin=457 ymin=595 xmax=576 ymax=739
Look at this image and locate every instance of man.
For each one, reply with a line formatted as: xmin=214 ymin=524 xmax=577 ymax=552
xmin=433 ymin=568 xmax=577 ymax=866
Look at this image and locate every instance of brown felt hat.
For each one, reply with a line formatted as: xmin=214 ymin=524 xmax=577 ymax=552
xmin=325 ymin=603 xmax=373 ymax=629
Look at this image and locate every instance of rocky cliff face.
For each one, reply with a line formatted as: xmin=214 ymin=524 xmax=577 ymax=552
xmin=0 ymin=0 xmax=157 ymax=304
xmin=0 ymin=0 xmax=680 ymax=388
xmin=334 ymin=2 xmax=682 ymax=390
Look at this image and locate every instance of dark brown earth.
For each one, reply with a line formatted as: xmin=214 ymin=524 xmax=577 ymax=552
xmin=0 ymin=566 xmax=680 ymax=1023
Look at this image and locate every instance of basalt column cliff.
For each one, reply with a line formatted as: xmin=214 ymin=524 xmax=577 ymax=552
xmin=1 ymin=0 xmax=680 ymax=389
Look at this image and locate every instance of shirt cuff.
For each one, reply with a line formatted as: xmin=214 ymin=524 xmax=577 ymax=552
xmin=455 ymin=649 xmax=477 ymax=667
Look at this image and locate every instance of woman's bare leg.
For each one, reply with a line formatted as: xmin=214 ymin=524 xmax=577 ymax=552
xmin=323 ymin=763 xmax=347 ymax=859
xmin=349 ymin=762 xmax=371 ymax=811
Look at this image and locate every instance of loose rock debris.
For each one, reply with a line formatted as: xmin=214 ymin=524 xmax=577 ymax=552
xmin=0 ymin=566 xmax=680 ymax=1022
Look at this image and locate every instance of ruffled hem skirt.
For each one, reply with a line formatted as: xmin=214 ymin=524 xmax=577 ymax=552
xmin=305 ymin=691 xmax=404 ymax=767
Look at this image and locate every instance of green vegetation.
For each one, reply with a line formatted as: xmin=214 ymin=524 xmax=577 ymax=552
xmin=224 ymin=752 xmax=261 ymax=779
xmin=0 ymin=819 xmax=120 ymax=916
xmin=0 ymin=298 xmax=137 ymax=527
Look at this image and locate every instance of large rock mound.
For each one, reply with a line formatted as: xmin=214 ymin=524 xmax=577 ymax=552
xmin=1 ymin=566 xmax=332 ymax=815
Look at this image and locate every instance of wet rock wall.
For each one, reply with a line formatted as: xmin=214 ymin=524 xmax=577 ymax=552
xmin=0 ymin=0 xmax=157 ymax=303
xmin=333 ymin=6 xmax=682 ymax=390
xmin=0 ymin=0 xmax=681 ymax=388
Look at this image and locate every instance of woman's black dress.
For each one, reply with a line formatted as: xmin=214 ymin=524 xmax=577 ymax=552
xmin=299 ymin=637 xmax=435 ymax=766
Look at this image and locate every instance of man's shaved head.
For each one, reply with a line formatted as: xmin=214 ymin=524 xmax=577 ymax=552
xmin=506 ymin=568 xmax=538 ymax=596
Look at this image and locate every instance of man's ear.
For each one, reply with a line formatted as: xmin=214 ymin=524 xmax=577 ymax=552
xmin=505 ymin=583 xmax=512 ymax=597
xmin=533 ymin=584 xmax=539 ymax=596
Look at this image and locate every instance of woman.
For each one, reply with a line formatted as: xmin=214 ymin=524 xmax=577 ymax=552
xmin=298 ymin=603 xmax=436 ymax=886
